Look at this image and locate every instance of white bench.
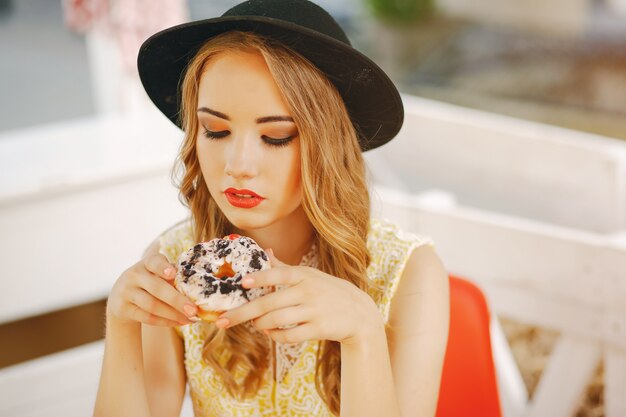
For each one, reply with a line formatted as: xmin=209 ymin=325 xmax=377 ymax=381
xmin=0 ymin=112 xmax=188 ymax=323
xmin=0 ymin=341 xmax=194 ymax=417
xmin=366 ymin=96 xmax=626 ymax=417
xmin=372 ymin=185 xmax=626 ymax=417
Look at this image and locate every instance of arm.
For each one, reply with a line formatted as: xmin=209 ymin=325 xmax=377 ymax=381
xmin=94 ymin=312 xmax=152 ymax=417
xmin=387 ymin=244 xmax=450 ymax=417
xmin=142 ymin=241 xmax=188 ymax=417
xmin=93 ymin=239 xmax=192 ymax=417
xmin=339 ymin=298 xmax=400 ymax=417
xmin=142 ymin=315 xmax=187 ymax=417
xmin=340 ymin=244 xmax=449 ymax=417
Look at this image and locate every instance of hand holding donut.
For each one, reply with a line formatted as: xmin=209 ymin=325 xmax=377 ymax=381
xmin=106 ymin=254 xmax=199 ymax=327
xmin=173 ymin=234 xmax=272 ymax=321
xmin=216 ymin=250 xmax=385 ymax=346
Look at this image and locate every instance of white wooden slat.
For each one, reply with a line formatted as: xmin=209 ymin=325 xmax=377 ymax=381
xmin=364 ymin=151 xmax=410 ymax=192
xmin=0 ymin=340 xmax=194 ymax=417
xmin=491 ymin=316 xmax=528 ymax=417
xmin=526 ymin=336 xmax=602 ymax=417
xmin=604 ymin=347 xmax=626 ymax=417
xmin=0 ymin=171 xmax=187 ymax=323
xmin=15 ymin=395 xmax=99 ymax=417
xmin=370 ymin=94 xmax=626 ymax=233
xmin=483 ymin=285 xmax=626 ymax=351
xmin=374 ymin=186 xmax=626 ymax=316
xmin=0 ymin=112 xmax=182 ymax=205
xmin=0 ymin=341 xmax=103 ymax=416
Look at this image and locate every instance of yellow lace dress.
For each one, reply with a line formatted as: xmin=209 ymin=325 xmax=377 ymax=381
xmin=158 ymin=218 xmax=434 ymax=417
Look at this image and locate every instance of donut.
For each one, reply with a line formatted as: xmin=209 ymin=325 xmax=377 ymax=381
xmin=175 ymin=234 xmax=271 ymax=321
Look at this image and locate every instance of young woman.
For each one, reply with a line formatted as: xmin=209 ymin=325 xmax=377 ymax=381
xmin=94 ymin=1 xmax=449 ymax=416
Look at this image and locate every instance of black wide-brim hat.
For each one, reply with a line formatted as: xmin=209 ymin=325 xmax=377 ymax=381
xmin=138 ymin=0 xmax=404 ymax=151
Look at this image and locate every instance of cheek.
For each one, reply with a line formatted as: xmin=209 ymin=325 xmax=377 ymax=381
xmin=196 ymin=141 xmax=222 ymax=187
xmin=281 ymin=151 xmax=302 ymax=199
xmin=196 ymin=143 xmax=208 ymax=176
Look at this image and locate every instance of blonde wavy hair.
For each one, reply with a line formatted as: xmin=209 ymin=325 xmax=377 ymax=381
xmin=171 ymin=30 xmax=371 ymax=416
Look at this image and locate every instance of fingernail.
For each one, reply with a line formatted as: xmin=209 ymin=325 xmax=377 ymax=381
xmin=216 ymin=318 xmax=229 ymax=328
xmin=164 ymin=267 xmax=174 ymax=277
xmin=267 ymin=248 xmax=274 ymax=257
xmin=242 ymin=277 xmax=254 ymax=288
xmin=183 ymin=304 xmax=198 ymax=318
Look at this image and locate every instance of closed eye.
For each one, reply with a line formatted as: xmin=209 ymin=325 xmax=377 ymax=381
xmin=202 ymin=129 xmax=229 ymax=139
xmin=202 ymin=129 xmax=296 ymax=148
xmin=261 ymin=135 xmax=296 ymax=147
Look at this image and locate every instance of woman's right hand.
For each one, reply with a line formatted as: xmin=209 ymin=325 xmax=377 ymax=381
xmin=106 ymin=253 xmax=199 ymax=327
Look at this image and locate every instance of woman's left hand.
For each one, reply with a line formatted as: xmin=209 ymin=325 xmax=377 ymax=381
xmin=216 ymin=250 xmax=384 ymax=345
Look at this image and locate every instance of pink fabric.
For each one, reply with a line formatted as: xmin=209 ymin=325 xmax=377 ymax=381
xmin=63 ymin=0 xmax=188 ymax=73
xmin=62 ymin=0 xmax=110 ymax=33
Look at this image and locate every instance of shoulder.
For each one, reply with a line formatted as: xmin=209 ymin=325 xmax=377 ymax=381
xmin=366 ymin=218 xmax=435 ymax=278
xmin=366 ymin=218 xmax=436 ymax=320
xmin=399 ymin=243 xmax=449 ymax=306
xmin=367 ymin=218 xmax=434 ymax=250
xmin=388 ymin=235 xmax=449 ymax=336
xmin=157 ymin=218 xmax=195 ymax=264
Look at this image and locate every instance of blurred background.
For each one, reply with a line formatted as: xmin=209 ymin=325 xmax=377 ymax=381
xmin=1 ymin=0 xmax=625 ymax=416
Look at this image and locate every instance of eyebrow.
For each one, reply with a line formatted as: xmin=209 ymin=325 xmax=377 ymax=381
xmin=197 ymin=107 xmax=294 ymax=123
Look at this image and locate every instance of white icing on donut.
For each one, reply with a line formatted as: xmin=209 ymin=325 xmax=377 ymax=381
xmin=175 ymin=235 xmax=270 ymax=314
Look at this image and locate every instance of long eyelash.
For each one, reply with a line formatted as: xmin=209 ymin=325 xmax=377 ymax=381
xmin=203 ymin=129 xmax=229 ymax=139
xmin=262 ymin=135 xmax=295 ymax=148
xmin=202 ymin=128 xmax=295 ymax=148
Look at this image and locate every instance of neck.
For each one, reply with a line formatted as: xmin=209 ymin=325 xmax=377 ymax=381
xmin=236 ymin=206 xmax=315 ymax=266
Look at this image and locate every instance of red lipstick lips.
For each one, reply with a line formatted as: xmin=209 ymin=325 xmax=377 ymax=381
xmin=224 ymin=188 xmax=264 ymax=208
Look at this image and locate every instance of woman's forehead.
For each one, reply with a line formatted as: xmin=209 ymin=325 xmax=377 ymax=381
xmin=197 ymin=50 xmax=292 ymax=120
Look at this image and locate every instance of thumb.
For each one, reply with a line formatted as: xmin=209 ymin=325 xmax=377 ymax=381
xmin=265 ymin=248 xmax=286 ymax=267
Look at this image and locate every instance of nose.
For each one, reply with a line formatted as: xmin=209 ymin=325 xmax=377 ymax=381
xmin=223 ymin=133 xmax=259 ymax=179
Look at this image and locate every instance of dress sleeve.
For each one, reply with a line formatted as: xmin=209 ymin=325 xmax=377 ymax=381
xmin=366 ymin=218 xmax=435 ymax=322
xmin=158 ymin=219 xmax=195 ymax=264
xmin=172 ymin=325 xmax=184 ymax=339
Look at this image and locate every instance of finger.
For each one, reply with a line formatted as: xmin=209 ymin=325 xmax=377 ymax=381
xmin=265 ymin=248 xmax=287 ymax=268
xmin=219 ymin=286 xmax=301 ymax=328
xmin=138 ymin=273 xmax=199 ymax=319
xmin=131 ymin=289 xmax=194 ymax=324
xmin=241 ymin=266 xmax=304 ymax=289
xmin=143 ymin=253 xmax=177 ymax=281
xmin=267 ymin=323 xmax=317 ymax=344
xmin=253 ymin=306 xmax=310 ymax=331
xmin=130 ymin=304 xmax=188 ymax=327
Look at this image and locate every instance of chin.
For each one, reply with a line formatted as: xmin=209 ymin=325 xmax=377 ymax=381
xmin=223 ymin=211 xmax=273 ymax=232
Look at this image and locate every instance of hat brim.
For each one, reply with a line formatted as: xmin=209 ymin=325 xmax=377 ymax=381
xmin=138 ymin=15 xmax=403 ymax=151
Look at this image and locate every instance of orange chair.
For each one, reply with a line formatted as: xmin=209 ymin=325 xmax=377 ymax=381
xmin=435 ymin=275 xmax=502 ymax=417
